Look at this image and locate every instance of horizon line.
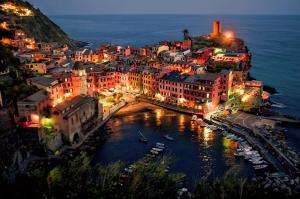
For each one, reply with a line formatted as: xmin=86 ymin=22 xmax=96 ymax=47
xmin=47 ymin=13 xmax=300 ymax=16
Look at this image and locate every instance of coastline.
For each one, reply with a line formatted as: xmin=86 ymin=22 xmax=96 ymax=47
xmin=248 ymin=73 xmax=278 ymax=94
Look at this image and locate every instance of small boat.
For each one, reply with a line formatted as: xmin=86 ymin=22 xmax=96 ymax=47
xmin=254 ymin=164 xmax=268 ymax=170
xmin=138 ymin=130 xmax=148 ymax=143
xmin=152 ymin=147 xmax=163 ymax=152
xmin=163 ymin=134 xmax=174 ymax=141
xmin=251 ymin=160 xmax=265 ymax=165
xmin=156 ymin=142 xmax=165 ymax=147
xmin=150 ymin=149 xmax=159 ymax=155
xmin=146 ymin=154 xmax=156 ymax=158
xmin=156 ymin=142 xmax=165 ymax=149
xmin=139 ymin=137 xmax=148 ymax=143
xmin=191 ymin=115 xmax=198 ymax=121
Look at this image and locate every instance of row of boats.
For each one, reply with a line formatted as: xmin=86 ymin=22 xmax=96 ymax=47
xmin=222 ymin=131 xmax=269 ymax=170
xmin=124 ymin=142 xmax=166 ymax=173
xmin=148 ymin=142 xmax=166 ymax=157
xmin=193 ymin=115 xmax=270 ymax=172
xmin=123 ymin=142 xmax=190 ymax=197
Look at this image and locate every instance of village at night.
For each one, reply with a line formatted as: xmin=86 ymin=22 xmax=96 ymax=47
xmin=1 ymin=0 xmax=300 ymax=198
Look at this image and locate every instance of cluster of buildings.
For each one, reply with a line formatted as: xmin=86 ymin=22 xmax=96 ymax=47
xmin=1 ymin=18 xmax=259 ymax=151
xmin=0 ymin=2 xmax=34 ymax=17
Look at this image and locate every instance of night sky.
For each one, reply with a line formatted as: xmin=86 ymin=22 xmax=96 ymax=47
xmin=27 ymin=0 xmax=300 ymax=15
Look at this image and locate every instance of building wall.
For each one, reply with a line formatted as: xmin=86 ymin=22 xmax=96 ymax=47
xmin=158 ymin=79 xmax=184 ymax=104
xmin=183 ymin=77 xmax=222 ymax=111
xmin=220 ymin=71 xmax=233 ymax=101
xmin=25 ymin=63 xmax=47 ymax=74
xmin=53 ymin=97 xmax=97 ymax=143
xmin=17 ymin=91 xmax=50 ymax=124
xmin=129 ymin=71 xmax=142 ymax=92
xmin=142 ymin=71 xmax=159 ymax=98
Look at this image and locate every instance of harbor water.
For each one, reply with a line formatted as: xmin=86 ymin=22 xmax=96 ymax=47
xmin=93 ymin=103 xmax=254 ymax=185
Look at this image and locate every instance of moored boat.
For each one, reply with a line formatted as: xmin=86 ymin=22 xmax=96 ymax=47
xmin=150 ymin=149 xmax=159 ymax=155
xmin=254 ymin=164 xmax=268 ymax=170
xmin=164 ymin=134 xmax=174 ymax=141
xmin=138 ymin=130 xmax=148 ymax=143
xmin=156 ymin=142 xmax=165 ymax=149
xmin=152 ymin=147 xmax=163 ymax=152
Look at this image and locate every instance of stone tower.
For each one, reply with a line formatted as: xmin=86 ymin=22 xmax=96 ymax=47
xmin=211 ymin=20 xmax=221 ymax=38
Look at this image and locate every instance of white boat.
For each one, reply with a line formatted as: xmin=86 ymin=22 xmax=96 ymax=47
xmin=138 ymin=130 xmax=148 ymax=143
xmin=156 ymin=142 xmax=165 ymax=147
xmin=251 ymin=160 xmax=265 ymax=165
xmin=164 ymin=134 xmax=175 ymax=141
xmin=234 ymin=152 xmax=244 ymax=157
xmin=250 ymin=156 xmax=263 ymax=161
xmin=146 ymin=154 xmax=156 ymax=158
xmin=150 ymin=150 xmax=159 ymax=155
xmin=152 ymin=147 xmax=163 ymax=152
xmin=156 ymin=143 xmax=165 ymax=149
xmin=254 ymin=164 xmax=268 ymax=170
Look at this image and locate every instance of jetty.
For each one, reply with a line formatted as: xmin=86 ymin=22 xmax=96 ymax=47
xmin=209 ymin=115 xmax=300 ymax=176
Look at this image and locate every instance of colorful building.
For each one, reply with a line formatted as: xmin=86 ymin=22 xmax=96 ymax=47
xmin=183 ymin=73 xmax=222 ymax=113
xmin=158 ymin=71 xmax=188 ymax=104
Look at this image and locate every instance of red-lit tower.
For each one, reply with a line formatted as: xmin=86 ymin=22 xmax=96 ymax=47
xmin=211 ymin=20 xmax=221 ymax=38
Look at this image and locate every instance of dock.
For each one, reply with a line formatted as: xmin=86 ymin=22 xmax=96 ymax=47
xmin=209 ymin=115 xmax=300 ymax=176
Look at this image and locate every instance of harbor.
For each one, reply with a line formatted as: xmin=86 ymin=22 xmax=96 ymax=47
xmin=93 ymin=102 xmax=255 ymax=186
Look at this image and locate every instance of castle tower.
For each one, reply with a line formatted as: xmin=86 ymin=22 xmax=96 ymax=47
xmin=211 ymin=20 xmax=221 ymax=38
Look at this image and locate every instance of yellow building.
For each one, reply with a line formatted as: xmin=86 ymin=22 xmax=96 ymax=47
xmin=26 ymin=62 xmax=47 ymax=74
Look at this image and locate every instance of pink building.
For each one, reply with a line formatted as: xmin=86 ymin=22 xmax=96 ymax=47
xmin=158 ymin=71 xmax=188 ymax=104
xmin=183 ymin=73 xmax=222 ymax=113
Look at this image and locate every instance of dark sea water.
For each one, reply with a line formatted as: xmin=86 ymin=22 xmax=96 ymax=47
xmin=49 ymin=15 xmax=300 ymax=171
xmin=94 ymin=106 xmax=253 ymax=186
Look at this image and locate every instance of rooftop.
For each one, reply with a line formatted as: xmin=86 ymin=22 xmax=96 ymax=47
xmin=161 ymin=71 xmax=189 ymax=82
xmin=184 ymin=72 xmax=219 ymax=83
xmin=197 ymin=72 xmax=219 ymax=81
xmin=28 ymin=76 xmax=59 ymax=87
xmin=54 ymin=95 xmax=95 ymax=118
xmin=20 ymin=90 xmax=48 ymax=103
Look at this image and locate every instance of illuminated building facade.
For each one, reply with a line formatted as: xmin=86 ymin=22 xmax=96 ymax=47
xmin=52 ymin=95 xmax=100 ymax=143
xmin=183 ymin=73 xmax=222 ymax=112
xmin=17 ymin=90 xmax=50 ymax=127
xmin=25 ymin=62 xmax=47 ymax=74
xmin=142 ymin=68 xmax=160 ymax=98
xmin=129 ymin=68 xmax=143 ymax=92
xmin=158 ymin=71 xmax=188 ymax=104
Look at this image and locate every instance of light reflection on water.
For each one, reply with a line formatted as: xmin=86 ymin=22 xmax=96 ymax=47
xmin=94 ymin=105 xmax=254 ymax=184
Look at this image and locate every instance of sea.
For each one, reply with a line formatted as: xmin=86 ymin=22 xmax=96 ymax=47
xmin=49 ymin=15 xmax=300 ymax=180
